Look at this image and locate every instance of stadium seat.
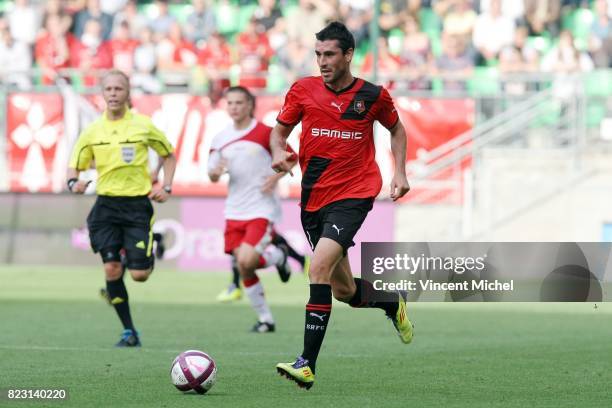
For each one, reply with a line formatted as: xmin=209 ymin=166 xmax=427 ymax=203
xmin=229 ymin=64 xmax=241 ymax=86
xmin=467 ymin=67 xmax=500 ymax=96
xmin=430 ymin=35 xmax=442 ymax=57
xmin=215 ymin=2 xmax=240 ymax=36
xmin=70 ymin=73 xmax=85 ymax=93
xmin=418 ymin=7 xmax=441 ymax=39
xmin=586 ymin=103 xmax=606 ymax=127
xmin=431 ymin=78 xmax=445 ymax=95
xmin=281 ymin=4 xmax=299 ymax=18
xmin=584 ymin=71 xmax=612 ymax=128
xmin=168 ymin=4 xmax=194 ymax=23
xmin=527 ymin=36 xmax=553 ymax=55
xmin=135 ymin=4 xmax=193 ymax=24
xmin=138 ymin=3 xmax=156 ymax=20
xmin=562 ymin=8 xmax=594 ymax=49
xmin=387 ymin=28 xmax=404 ymax=56
xmin=530 ymin=99 xmax=563 ymax=127
xmin=189 ymin=66 xmax=208 ymax=95
xmin=266 ymin=64 xmax=287 ymax=93
xmin=584 ymin=70 xmax=612 ymax=97
xmin=352 ymin=39 xmax=370 ymax=72
xmin=237 ymin=4 xmax=257 ymax=32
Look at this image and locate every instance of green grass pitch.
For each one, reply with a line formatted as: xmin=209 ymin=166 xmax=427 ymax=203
xmin=0 ymin=265 xmax=611 ymax=407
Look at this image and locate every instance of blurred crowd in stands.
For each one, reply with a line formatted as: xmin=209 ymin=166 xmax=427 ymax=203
xmin=0 ymin=0 xmax=610 ymax=96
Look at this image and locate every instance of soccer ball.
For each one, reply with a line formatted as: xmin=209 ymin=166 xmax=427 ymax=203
xmin=170 ymin=350 xmax=217 ymax=394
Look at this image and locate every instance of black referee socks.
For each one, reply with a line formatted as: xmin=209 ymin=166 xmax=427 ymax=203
xmin=106 ymin=278 xmax=136 ymax=332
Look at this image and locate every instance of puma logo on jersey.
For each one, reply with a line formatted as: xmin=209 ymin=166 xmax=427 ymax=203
xmin=332 ymin=224 xmax=344 ymax=235
xmin=136 ymin=241 xmax=146 ymax=249
xmin=331 ymin=101 xmax=344 ymax=112
xmin=309 ymin=312 xmax=326 ymax=322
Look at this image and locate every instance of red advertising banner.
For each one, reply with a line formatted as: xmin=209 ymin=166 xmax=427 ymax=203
xmin=395 ymin=97 xmax=475 ymax=204
xmin=4 ymin=93 xmax=473 ymax=203
xmin=396 ymin=97 xmax=474 ymax=161
xmin=7 ymin=94 xmax=66 ymax=193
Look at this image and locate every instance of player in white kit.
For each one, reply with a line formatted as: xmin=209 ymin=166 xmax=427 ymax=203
xmin=208 ymin=86 xmax=298 ymax=332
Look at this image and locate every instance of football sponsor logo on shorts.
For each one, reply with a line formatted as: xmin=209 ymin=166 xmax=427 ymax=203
xmin=354 ymin=100 xmax=365 ymax=114
xmin=122 ymin=146 xmax=135 ymax=163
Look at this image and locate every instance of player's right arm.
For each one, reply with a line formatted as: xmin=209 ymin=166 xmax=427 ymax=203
xmin=207 ymin=149 xmax=227 ymax=183
xmin=263 ymin=142 xmax=298 ymax=193
xmin=270 ymin=123 xmax=296 ymax=174
xmin=67 ymin=128 xmax=94 ymax=194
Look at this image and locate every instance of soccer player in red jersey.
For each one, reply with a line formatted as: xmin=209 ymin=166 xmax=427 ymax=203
xmin=271 ymin=22 xmax=413 ymax=389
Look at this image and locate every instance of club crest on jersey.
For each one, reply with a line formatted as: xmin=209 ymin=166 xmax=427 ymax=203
xmin=121 ymin=146 xmax=135 ymax=163
xmin=354 ymin=100 xmax=366 ymax=114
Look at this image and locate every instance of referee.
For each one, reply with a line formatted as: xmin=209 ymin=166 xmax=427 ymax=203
xmin=67 ymin=69 xmax=176 ymax=347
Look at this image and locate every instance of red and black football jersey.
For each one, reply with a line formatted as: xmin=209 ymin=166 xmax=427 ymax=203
xmin=277 ymin=76 xmax=399 ymax=211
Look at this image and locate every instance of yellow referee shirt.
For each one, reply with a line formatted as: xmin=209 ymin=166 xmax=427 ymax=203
xmin=69 ymin=109 xmax=174 ymax=197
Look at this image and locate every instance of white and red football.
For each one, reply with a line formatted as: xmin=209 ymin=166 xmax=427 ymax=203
xmin=170 ymin=350 xmax=217 ymax=394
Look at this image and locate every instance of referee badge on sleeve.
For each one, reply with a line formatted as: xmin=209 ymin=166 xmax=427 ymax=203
xmin=122 ymin=146 xmax=135 ymax=163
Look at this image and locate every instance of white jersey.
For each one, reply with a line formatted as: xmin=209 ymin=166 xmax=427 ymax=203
xmin=208 ymin=119 xmax=282 ymax=222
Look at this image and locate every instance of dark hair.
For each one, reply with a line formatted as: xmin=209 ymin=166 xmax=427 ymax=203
xmin=315 ymin=21 xmax=355 ymax=54
xmin=225 ymin=86 xmax=256 ymax=117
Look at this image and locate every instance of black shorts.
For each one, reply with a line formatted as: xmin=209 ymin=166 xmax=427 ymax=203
xmin=300 ymin=198 xmax=374 ymax=255
xmin=87 ymin=195 xmax=154 ymax=270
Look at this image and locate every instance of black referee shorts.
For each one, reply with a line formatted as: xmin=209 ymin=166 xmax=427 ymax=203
xmin=300 ymin=198 xmax=374 ymax=255
xmin=87 ymin=195 xmax=155 ymax=270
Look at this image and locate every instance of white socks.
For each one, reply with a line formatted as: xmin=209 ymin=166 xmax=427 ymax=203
xmin=262 ymin=246 xmax=285 ymax=268
xmin=244 ymin=277 xmax=274 ymax=324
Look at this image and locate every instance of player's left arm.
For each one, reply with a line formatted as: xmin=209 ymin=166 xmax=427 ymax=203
xmin=389 ymin=120 xmax=410 ymax=201
xmin=151 ymin=155 xmax=164 ymax=184
xmin=146 ymin=121 xmax=176 ymax=203
xmin=66 ymin=167 xmax=91 ymax=194
xmin=149 ymin=153 xmax=176 ymax=203
xmin=376 ymin=86 xmax=410 ymax=201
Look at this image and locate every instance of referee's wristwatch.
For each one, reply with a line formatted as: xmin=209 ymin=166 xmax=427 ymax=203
xmin=67 ymin=178 xmax=78 ymax=192
xmin=163 ymin=185 xmax=172 ymax=194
